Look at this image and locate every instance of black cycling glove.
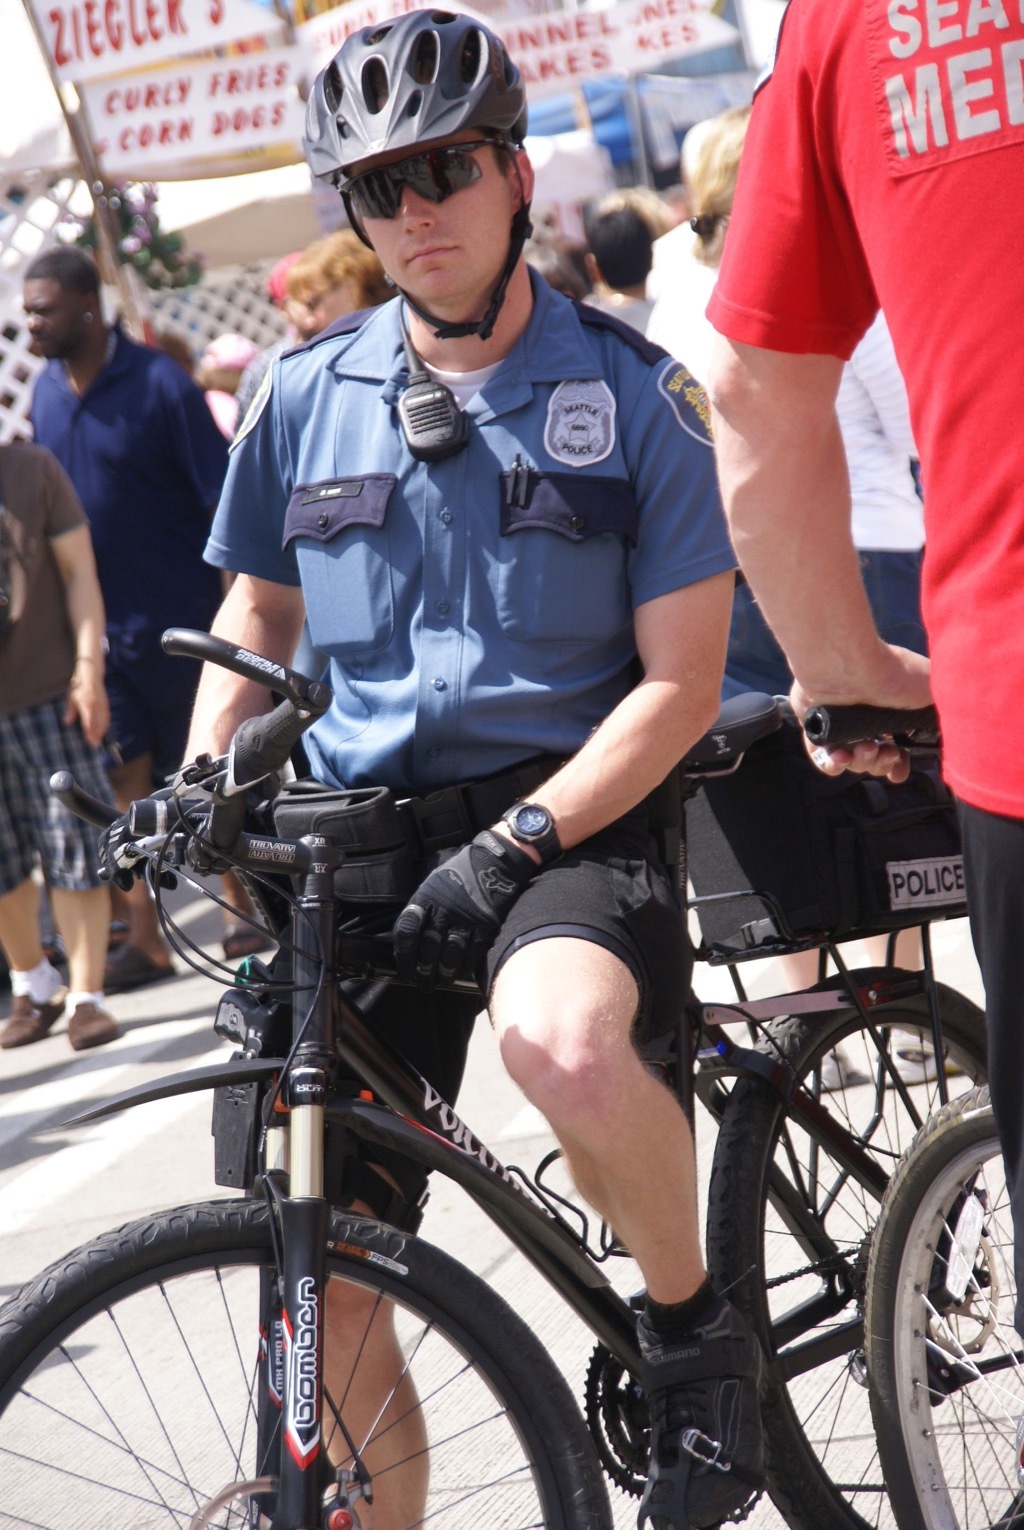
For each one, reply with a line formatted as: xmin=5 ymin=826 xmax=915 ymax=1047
xmin=393 ymin=829 xmax=538 ymax=989
xmin=97 ymin=815 xmax=146 ymax=893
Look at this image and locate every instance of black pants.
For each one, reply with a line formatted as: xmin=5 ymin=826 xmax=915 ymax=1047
xmin=959 ymin=800 xmax=1024 ymax=1335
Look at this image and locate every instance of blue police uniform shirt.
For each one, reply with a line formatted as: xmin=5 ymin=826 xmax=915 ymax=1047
xmin=30 ymin=327 xmax=227 ymax=636
xmin=208 ymin=272 xmax=734 ymax=793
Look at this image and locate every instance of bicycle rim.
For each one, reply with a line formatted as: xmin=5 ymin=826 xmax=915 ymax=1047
xmin=706 ymin=982 xmax=987 ymax=1530
xmin=0 ymin=1198 xmax=609 ymax=1529
xmin=866 ymin=1087 xmax=1024 ymax=1530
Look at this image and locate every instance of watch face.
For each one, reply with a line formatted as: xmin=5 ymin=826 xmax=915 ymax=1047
xmin=514 ymin=804 xmax=549 ymax=837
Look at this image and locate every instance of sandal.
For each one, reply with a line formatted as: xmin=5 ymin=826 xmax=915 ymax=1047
xmin=223 ymin=924 xmax=274 ymax=961
xmin=103 ymin=943 xmax=175 ymax=994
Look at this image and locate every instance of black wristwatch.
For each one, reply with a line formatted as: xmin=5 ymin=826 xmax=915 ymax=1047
xmin=502 ymin=801 xmax=563 ymax=865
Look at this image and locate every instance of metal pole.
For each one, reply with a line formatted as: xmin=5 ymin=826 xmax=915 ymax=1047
xmin=18 ymin=0 xmax=147 ymax=338
xmin=730 ymin=0 xmax=760 ymax=71
xmin=625 ymin=74 xmax=652 ymax=188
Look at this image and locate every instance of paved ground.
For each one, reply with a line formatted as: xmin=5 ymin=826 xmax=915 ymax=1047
xmin=0 ymin=878 xmax=986 ymax=1528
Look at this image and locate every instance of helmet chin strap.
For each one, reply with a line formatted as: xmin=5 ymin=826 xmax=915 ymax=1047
xmin=399 ymin=203 xmax=533 ymax=342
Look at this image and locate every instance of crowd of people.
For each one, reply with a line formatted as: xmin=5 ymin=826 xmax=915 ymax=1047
xmin=3 ymin=1 xmax=1022 ymax=1522
xmin=0 ymin=226 xmax=393 ymax=1049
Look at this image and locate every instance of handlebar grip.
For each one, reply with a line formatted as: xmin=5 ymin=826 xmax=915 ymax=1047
xmin=803 ymin=704 xmax=940 ymax=749
xmin=50 ymin=771 xmax=119 ymax=830
xmin=227 ymin=699 xmax=315 ymax=794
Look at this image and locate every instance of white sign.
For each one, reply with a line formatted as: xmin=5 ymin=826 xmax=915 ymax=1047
xmin=29 ymin=0 xmax=281 ymax=84
xmin=499 ymin=0 xmax=741 ymax=100
xmin=82 ymin=45 xmax=306 ymax=173
xmin=301 ymin=0 xmax=561 ymax=71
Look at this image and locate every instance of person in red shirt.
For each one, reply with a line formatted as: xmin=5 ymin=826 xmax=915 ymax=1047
xmin=706 ymin=0 xmax=1024 ymax=1371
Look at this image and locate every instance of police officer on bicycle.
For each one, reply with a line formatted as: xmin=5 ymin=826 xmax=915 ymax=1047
xmin=179 ymin=13 xmax=764 ymax=1526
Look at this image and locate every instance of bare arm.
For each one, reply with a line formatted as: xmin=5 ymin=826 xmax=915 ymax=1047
xmin=50 ymin=524 xmax=109 ymax=748
xmin=707 ymin=336 xmax=931 ymax=775
xmin=184 ymin=573 xmax=307 ymax=762
xmin=496 ymin=570 xmax=734 ymax=854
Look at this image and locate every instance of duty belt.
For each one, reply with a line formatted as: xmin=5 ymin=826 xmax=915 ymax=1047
xmin=401 ymin=757 xmax=563 ymax=855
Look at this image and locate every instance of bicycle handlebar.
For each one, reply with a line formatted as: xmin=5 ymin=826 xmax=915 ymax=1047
xmin=802 ymin=703 xmax=940 ymax=750
xmin=50 ymin=770 xmax=119 ymax=830
xmin=161 ymin=628 xmax=332 ymax=715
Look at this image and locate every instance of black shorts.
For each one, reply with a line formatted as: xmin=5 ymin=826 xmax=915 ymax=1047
xmin=330 ymin=808 xmax=690 ymax=1225
xmin=484 ymin=809 xmax=691 ymax=1048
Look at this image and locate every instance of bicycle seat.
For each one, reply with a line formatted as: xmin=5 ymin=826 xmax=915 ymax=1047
xmin=683 ymin=693 xmax=782 ymax=771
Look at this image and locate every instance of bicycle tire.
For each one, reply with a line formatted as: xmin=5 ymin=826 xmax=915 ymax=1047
xmin=0 ymin=1197 xmax=612 ymax=1529
xmin=706 ymin=981 xmax=987 ymax=1530
xmin=864 ymin=1085 xmax=1024 ymax=1530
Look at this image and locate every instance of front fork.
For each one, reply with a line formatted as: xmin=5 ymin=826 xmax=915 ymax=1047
xmin=267 ymin=835 xmax=338 ymax=1528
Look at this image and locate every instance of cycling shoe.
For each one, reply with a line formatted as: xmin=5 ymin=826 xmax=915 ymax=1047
xmin=637 ymin=1292 xmax=765 ymax=1530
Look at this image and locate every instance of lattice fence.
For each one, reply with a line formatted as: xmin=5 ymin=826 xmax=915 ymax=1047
xmin=0 ymin=169 xmax=287 ymax=443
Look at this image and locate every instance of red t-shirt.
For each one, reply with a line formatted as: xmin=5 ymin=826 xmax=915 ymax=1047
xmin=709 ymin=0 xmax=1024 ymax=816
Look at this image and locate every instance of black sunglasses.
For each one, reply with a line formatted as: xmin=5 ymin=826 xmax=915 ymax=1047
xmin=346 ymin=140 xmax=496 ymax=222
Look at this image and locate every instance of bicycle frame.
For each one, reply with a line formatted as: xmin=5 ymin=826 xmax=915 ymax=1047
xmin=59 ymin=814 xmax=946 ymax=1527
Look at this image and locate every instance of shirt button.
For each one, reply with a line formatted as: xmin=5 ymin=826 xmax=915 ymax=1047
xmin=436 ymin=600 xmax=450 ymax=615
xmin=570 ymin=515 xmax=585 ymax=531
xmin=432 ymin=677 xmax=447 ymax=691
xmin=440 ymin=510 xmax=453 ymax=525
xmin=428 ymin=747 xmax=441 ymax=759
xmin=318 ymin=512 xmax=329 ymax=529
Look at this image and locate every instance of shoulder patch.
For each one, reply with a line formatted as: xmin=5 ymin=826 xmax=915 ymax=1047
xmin=231 ymin=366 xmax=271 ymax=451
xmin=573 ymin=300 xmax=670 ymax=366
xmin=545 ymin=380 xmax=617 ymax=466
xmin=656 ymin=360 xmax=713 ymax=447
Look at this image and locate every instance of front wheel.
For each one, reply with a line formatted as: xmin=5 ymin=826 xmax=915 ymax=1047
xmin=0 ymin=1198 xmax=611 ymax=1529
xmin=864 ymin=1085 xmax=1024 ymax=1530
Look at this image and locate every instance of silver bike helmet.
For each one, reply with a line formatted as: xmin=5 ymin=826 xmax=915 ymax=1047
xmin=303 ymin=10 xmax=531 ymax=340
xmin=304 ymin=10 xmax=527 ymax=187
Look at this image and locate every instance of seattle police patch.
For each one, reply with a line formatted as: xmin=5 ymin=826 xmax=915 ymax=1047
xmin=656 ymin=360 xmax=714 ymax=447
xmin=544 ymin=380 xmax=616 ymax=466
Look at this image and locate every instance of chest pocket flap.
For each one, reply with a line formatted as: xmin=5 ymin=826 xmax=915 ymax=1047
xmin=496 ymin=471 xmax=636 ymax=643
xmin=284 ymin=475 xmax=396 ymax=547
xmin=499 ymin=470 xmax=638 ymax=547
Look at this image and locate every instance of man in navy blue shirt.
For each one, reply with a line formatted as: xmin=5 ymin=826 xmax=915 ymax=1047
xmin=24 ymin=247 xmax=228 ymax=990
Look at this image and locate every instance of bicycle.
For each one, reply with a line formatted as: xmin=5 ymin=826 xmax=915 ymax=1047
xmin=0 ymin=630 xmax=987 ymax=1529
xmin=862 ymin=1084 xmax=1024 ymax=1530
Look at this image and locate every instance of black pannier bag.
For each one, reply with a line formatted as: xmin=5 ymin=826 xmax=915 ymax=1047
xmin=685 ymin=722 xmax=965 ymax=957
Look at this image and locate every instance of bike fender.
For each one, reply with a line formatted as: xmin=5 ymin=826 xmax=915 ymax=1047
xmin=53 ymin=1056 xmax=282 ymax=1130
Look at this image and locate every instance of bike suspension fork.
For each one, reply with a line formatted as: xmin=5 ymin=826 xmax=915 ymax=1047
xmin=275 ymin=834 xmax=337 ymax=1528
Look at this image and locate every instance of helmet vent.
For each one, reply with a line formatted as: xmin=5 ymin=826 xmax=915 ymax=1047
xmin=410 ymin=30 xmax=439 ymax=83
xmin=459 ymin=28 xmax=484 ymax=86
xmin=323 ymin=61 xmax=342 ymax=113
xmin=406 ymin=89 xmax=423 ymax=118
xmin=362 ymin=56 xmax=391 ymax=114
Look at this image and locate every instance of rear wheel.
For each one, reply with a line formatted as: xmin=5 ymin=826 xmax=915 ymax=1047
xmin=707 ymin=980 xmax=987 ymax=1530
xmin=0 ymin=1197 xmax=611 ymax=1528
xmin=865 ymin=1085 xmax=1024 ymax=1530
